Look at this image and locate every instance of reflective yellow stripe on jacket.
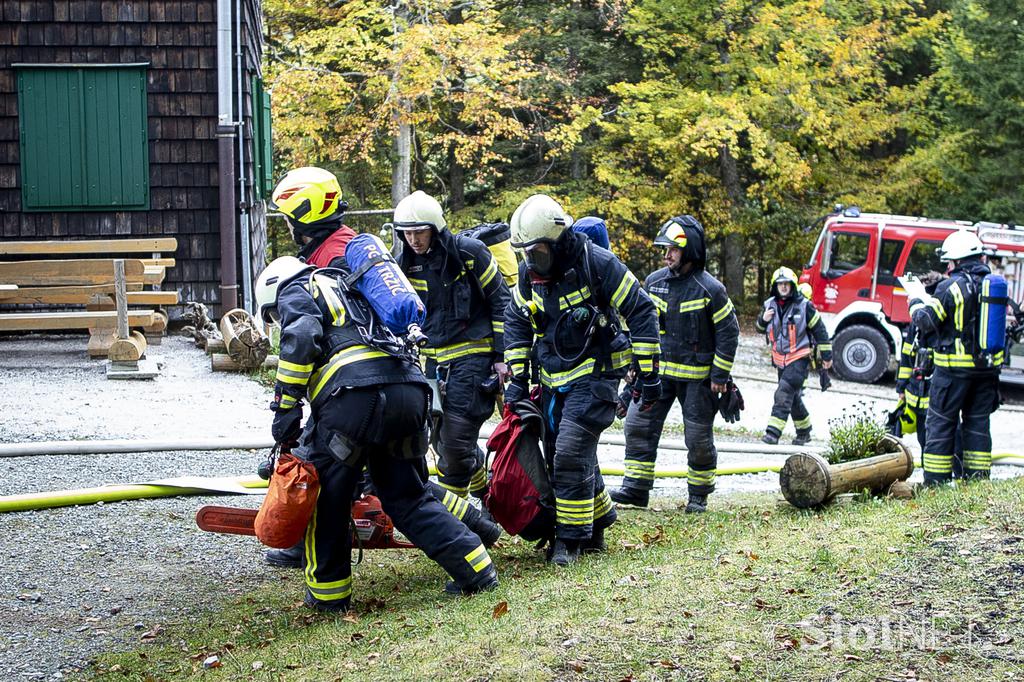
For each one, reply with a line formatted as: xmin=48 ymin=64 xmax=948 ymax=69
xmin=421 ymin=338 xmax=494 ymax=364
xmin=308 ymin=345 xmax=390 ymax=401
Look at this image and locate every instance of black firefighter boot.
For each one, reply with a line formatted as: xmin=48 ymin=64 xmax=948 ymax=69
xmin=684 ymin=494 xmax=708 ymax=514
xmin=444 ymin=565 xmax=499 ymax=596
xmin=548 ymin=538 xmax=581 ymax=567
xmin=265 ymin=540 xmax=304 ymax=569
xmin=580 ymin=527 xmax=606 ymax=554
xmin=792 ymin=430 xmax=812 ymax=446
xmin=609 ymin=486 xmax=650 ymax=508
xmin=466 ymin=506 xmax=502 ymax=548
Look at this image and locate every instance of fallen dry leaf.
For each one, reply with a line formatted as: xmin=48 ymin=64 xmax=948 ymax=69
xmin=844 ymin=654 xmax=863 ymax=662
xmin=492 ymin=601 xmax=509 ymax=620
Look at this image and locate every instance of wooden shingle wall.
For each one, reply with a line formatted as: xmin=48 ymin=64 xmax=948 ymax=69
xmin=0 ymin=0 xmax=267 ymax=314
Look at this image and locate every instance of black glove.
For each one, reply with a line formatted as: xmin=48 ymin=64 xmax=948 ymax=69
xmin=632 ymin=374 xmax=661 ymax=412
xmin=271 ymin=406 xmax=303 ymax=445
xmin=504 ymin=377 xmax=529 ymax=406
xmin=718 ymin=380 xmax=745 ymax=423
xmin=818 ymin=368 xmax=832 ymax=392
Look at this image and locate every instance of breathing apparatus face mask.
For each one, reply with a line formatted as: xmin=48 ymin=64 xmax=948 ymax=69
xmin=524 ymin=243 xmax=555 ymax=277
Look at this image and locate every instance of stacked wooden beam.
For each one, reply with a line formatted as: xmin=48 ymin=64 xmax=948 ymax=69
xmin=0 ymin=238 xmax=180 ymax=361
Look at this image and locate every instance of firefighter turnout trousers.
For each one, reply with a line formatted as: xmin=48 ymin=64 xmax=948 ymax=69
xmin=429 ymin=353 xmax=496 ymax=498
xmin=922 ymin=368 xmax=998 ymax=484
xmin=300 ymin=383 xmax=495 ymax=609
xmin=766 ymin=358 xmax=812 ymax=438
xmin=621 ymin=378 xmax=718 ymax=497
xmin=542 ymin=376 xmax=618 ymax=541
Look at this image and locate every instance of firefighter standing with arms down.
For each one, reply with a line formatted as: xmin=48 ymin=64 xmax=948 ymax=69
xmin=610 ymin=216 xmax=739 ymax=513
xmin=909 ymin=230 xmax=1002 ymax=485
xmin=757 ymin=267 xmax=832 ymax=445
xmin=255 ymin=257 xmax=498 ymax=612
xmin=503 ymin=194 xmax=661 ymax=566
xmin=392 ymin=191 xmax=511 ymax=501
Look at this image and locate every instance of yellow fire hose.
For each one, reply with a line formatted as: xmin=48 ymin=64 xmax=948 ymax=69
xmin=0 ymin=456 xmax=1020 ymax=514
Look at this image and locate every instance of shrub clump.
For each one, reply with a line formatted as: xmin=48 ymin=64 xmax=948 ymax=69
xmin=826 ymin=402 xmax=889 ymax=464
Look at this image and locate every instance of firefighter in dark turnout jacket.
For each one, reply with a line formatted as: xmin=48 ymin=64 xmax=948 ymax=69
xmin=756 ymin=267 xmax=832 ymax=445
xmin=393 ymin=191 xmax=511 ymax=500
xmin=611 ymin=216 xmax=739 ymax=513
xmin=262 ymin=166 xmax=359 ymax=568
xmin=909 ymin=230 xmax=1001 ymax=485
xmin=503 ymin=194 xmax=661 ymax=566
xmin=255 ymin=257 xmax=498 ymax=611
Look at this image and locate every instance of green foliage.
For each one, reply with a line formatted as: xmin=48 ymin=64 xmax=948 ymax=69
xmin=263 ymin=0 xmax=1018 ymax=301
xmin=826 ymin=403 xmax=890 ymax=464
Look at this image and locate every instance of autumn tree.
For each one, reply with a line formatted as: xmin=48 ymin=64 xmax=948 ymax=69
xmin=264 ymin=0 xmax=547 ymax=209
xmin=588 ymin=0 xmax=941 ymax=296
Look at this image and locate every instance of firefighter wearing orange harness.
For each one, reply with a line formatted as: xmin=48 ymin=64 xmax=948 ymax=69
xmin=756 ymin=267 xmax=832 ymax=445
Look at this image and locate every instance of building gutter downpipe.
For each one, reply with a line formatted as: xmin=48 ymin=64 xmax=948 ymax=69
xmin=216 ymin=0 xmax=239 ymax=312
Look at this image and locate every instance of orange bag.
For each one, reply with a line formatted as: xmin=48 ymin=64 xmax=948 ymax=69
xmin=254 ymin=451 xmax=320 ymax=549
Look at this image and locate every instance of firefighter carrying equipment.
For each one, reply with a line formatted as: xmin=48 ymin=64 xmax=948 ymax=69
xmin=909 ymin=259 xmax=1004 ymax=373
xmin=254 ymin=448 xmax=320 ymax=549
xmin=344 ymin=233 xmax=427 ymax=338
xmin=272 ymin=167 xmax=349 ymax=244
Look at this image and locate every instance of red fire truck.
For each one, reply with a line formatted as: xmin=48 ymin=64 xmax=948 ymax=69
xmin=799 ymin=207 xmax=1024 ymax=384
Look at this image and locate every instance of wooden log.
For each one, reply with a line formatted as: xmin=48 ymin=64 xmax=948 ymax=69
xmin=779 ymin=435 xmax=914 ymax=509
xmin=212 ymin=353 xmax=278 ymax=372
xmin=108 ymin=331 xmax=147 ymax=363
xmin=0 ymin=238 xmax=177 ymax=256
xmin=205 ymin=338 xmax=227 ymax=355
xmin=219 ymin=308 xmax=270 ymax=369
xmin=0 ymin=259 xmax=146 ymax=286
xmin=0 ymin=310 xmax=155 ymax=332
xmin=88 ymin=328 xmax=117 ymax=357
xmin=142 ymin=310 xmax=169 ymax=334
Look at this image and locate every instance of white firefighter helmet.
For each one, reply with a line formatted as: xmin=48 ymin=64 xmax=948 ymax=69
xmin=393 ymin=190 xmax=447 ymax=231
xmin=255 ymin=256 xmax=313 ymax=324
xmin=938 ymin=230 xmax=984 ymax=261
xmin=509 ymin=194 xmax=573 ymax=248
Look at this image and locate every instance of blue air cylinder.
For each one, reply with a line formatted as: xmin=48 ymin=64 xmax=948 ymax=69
xmin=344 ymin=233 xmax=426 ymax=336
xmin=978 ymin=273 xmax=1008 ymax=354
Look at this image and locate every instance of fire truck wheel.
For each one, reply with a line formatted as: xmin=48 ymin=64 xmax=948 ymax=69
xmin=833 ymin=324 xmax=890 ymax=384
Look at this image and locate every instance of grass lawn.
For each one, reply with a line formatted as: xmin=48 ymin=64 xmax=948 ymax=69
xmin=89 ymin=479 xmax=1024 ymax=681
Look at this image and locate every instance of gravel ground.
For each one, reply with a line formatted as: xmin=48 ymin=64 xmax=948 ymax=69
xmin=0 ymin=331 xmax=1021 ymax=679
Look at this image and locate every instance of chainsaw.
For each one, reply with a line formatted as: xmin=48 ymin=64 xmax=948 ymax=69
xmin=196 ymin=494 xmax=415 ymax=550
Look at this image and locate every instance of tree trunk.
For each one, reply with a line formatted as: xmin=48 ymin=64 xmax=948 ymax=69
xmin=449 ymin=145 xmax=465 ymax=211
xmin=717 ymin=144 xmax=746 ymax=300
xmin=392 ymin=109 xmax=412 ymax=206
